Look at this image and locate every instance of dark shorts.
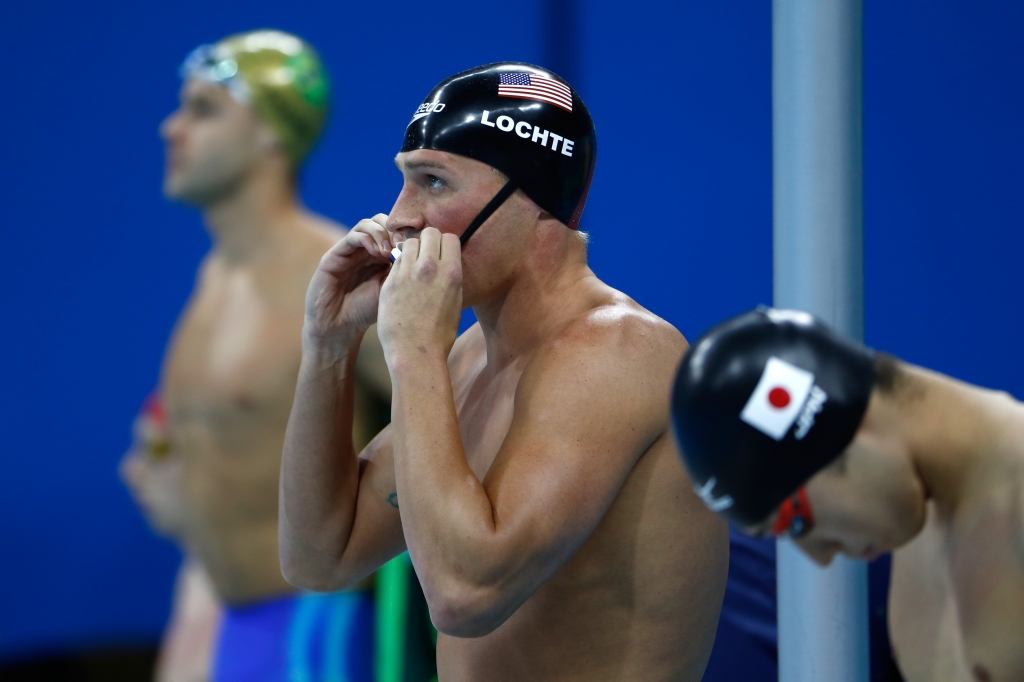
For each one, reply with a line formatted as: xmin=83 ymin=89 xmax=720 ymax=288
xmin=212 ymin=590 xmax=373 ymax=682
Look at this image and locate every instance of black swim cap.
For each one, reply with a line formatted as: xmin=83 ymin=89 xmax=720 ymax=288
xmin=671 ymin=308 xmax=876 ymax=526
xmin=401 ymin=62 xmax=596 ymax=236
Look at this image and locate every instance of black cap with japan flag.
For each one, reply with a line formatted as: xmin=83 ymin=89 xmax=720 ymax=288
xmin=400 ymin=62 xmax=597 ymax=245
xmin=671 ymin=308 xmax=876 ymax=526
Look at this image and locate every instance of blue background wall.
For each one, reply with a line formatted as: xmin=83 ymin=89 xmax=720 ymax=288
xmin=1 ymin=0 xmax=1022 ymax=667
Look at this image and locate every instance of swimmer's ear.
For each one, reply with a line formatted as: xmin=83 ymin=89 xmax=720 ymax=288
xmin=511 ymin=188 xmax=553 ymax=224
xmin=823 ymin=451 xmax=850 ymax=476
xmin=533 ymin=207 xmax=563 ymax=231
xmin=254 ymin=121 xmax=281 ymax=155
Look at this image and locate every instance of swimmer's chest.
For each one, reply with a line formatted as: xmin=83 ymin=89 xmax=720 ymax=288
xmin=164 ymin=265 xmax=306 ymax=424
xmin=946 ymin=490 xmax=1024 ymax=682
xmin=893 ymin=497 xmax=1024 ymax=682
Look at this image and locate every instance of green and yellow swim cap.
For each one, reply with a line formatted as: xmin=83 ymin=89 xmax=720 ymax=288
xmin=180 ymin=30 xmax=329 ymax=165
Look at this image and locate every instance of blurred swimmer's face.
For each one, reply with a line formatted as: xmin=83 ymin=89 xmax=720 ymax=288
xmin=742 ymin=431 xmax=927 ymax=566
xmin=159 ymin=78 xmax=271 ymax=205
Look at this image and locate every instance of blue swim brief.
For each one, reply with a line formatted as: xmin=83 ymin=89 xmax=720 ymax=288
xmin=212 ymin=590 xmax=374 ymax=682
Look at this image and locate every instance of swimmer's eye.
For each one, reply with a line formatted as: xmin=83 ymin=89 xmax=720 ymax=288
xmin=785 ymin=516 xmax=813 ymax=539
xmin=186 ymin=98 xmax=217 ymax=118
xmin=426 ymin=175 xmax=446 ymax=189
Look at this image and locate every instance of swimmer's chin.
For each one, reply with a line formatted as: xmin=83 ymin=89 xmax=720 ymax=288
xmin=828 ymin=543 xmax=882 ymax=563
xmin=859 ymin=546 xmax=881 ymax=561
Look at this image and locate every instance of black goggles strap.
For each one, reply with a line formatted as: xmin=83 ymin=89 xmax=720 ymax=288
xmin=459 ymin=180 xmax=519 ymax=246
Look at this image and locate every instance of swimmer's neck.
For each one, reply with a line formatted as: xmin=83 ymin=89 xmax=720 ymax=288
xmin=200 ymin=163 xmax=309 ymax=266
xmin=871 ymin=365 xmax=1019 ymax=510
xmin=471 ymin=233 xmax=599 ymax=368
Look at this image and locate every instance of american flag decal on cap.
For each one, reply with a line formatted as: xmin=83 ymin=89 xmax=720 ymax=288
xmin=498 ymin=73 xmax=573 ymax=112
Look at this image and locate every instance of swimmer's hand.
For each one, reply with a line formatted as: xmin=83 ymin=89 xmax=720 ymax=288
xmin=304 ymin=214 xmax=394 ymax=345
xmin=120 ymin=403 xmax=187 ymax=539
xmin=378 ymin=227 xmax=463 ymax=364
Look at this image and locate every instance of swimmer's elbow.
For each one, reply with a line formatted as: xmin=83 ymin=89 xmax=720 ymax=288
xmin=279 ymin=549 xmax=351 ymax=594
xmin=424 ymin=580 xmax=510 ymax=638
xmin=281 ymin=562 xmax=339 ymax=594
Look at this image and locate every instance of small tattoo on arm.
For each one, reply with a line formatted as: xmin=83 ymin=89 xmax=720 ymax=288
xmin=387 ymin=492 xmax=399 ymax=508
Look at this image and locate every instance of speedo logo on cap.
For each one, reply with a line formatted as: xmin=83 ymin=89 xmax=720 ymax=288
xmin=740 ymin=357 xmax=827 ymax=441
xmin=410 ymin=101 xmax=445 ymax=123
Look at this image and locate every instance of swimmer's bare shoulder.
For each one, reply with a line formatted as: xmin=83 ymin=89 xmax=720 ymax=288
xmin=507 ymin=292 xmax=693 ymax=565
xmin=1007 ymin=414 xmax=1024 ymax=566
xmin=1017 ymin=470 xmax=1024 ymax=566
xmin=297 ymin=213 xmax=348 ymax=263
xmin=522 ymin=290 xmax=685 ymax=413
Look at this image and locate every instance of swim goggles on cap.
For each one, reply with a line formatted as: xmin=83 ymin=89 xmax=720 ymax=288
xmin=772 ymin=486 xmax=815 ymax=538
xmin=179 ymin=44 xmax=251 ymax=104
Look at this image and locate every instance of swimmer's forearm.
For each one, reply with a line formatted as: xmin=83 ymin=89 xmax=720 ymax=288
xmin=279 ymin=335 xmax=363 ymax=590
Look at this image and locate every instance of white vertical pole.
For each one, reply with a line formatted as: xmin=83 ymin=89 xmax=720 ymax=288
xmin=773 ymin=0 xmax=869 ymax=681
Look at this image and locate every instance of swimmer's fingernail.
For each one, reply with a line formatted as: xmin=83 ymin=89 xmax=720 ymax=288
xmin=389 ymin=246 xmax=403 ymax=262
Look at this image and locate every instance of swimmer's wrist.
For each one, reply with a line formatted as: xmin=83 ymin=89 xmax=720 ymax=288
xmin=302 ymin=328 xmax=364 ymax=370
xmin=385 ymin=344 xmax=449 ymax=379
xmin=301 ymin=322 xmax=365 ymax=353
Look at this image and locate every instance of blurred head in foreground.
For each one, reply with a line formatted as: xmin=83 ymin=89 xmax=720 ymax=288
xmin=160 ymin=29 xmax=329 ymax=205
xmin=671 ymin=308 xmax=927 ymax=565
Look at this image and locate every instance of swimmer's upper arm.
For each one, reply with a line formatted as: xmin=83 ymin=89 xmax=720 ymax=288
xmin=434 ymin=311 xmax=682 ymax=631
xmin=326 ymin=424 xmax=406 ymax=586
xmin=331 ymin=323 xmax=484 ymax=586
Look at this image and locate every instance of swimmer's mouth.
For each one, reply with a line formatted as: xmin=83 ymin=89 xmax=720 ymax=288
xmin=394 ymin=228 xmax=422 ymax=241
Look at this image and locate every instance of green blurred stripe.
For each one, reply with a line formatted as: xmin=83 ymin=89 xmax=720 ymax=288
xmin=375 ymin=553 xmax=411 ymax=682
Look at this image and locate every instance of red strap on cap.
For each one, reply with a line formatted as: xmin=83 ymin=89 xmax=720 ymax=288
xmin=772 ymin=486 xmax=814 ymax=536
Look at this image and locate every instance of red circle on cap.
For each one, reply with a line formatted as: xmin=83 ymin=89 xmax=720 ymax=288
xmin=768 ymin=387 xmax=791 ymax=409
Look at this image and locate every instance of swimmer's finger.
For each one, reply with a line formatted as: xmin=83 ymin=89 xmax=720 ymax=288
xmin=400 ymin=237 xmax=420 ymax=268
xmin=418 ymin=227 xmax=443 ymax=263
xmin=351 ymin=217 xmax=393 ymax=255
xmin=439 ymin=232 xmax=461 ymax=265
xmin=320 ymin=232 xmax=383 ymax=272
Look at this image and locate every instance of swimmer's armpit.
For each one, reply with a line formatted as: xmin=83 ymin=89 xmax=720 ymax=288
xmin=387 ymin=492 xmax=399 ymax=508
